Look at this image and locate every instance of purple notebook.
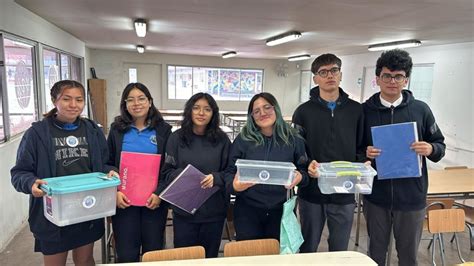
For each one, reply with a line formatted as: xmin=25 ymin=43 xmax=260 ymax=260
xmin=159 ymin=164 xmax=219 ymax=214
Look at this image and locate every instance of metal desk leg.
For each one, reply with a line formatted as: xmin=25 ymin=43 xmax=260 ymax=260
xmin=355 ymin=194 xmax=362 ymax=246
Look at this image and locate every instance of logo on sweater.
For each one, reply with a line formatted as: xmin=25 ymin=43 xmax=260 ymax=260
xmin=150 ymin=135 xmax=157 ymax=145
xmin=66 ymin=136 xmax=79 ymax=147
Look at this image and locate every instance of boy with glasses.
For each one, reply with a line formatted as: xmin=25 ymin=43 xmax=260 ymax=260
xmin=363 ymin=49 xmax=445 ymax=265
xmin=292 ymin=54 xmax=365 ymax=252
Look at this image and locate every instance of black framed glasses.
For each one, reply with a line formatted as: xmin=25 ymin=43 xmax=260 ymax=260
xmin=316 ymin=67 xmax=340 ymax=78
xmin=380 ymin=73 xmax=407 ymax=83
xmin=251 ymin=104 xmax=275 ymax=118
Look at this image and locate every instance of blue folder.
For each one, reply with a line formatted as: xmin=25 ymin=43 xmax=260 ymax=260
xmin=371 ymin=122 xmax=421 ymax=179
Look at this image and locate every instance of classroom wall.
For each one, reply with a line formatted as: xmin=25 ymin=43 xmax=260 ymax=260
xmin=0 ymin=0 xmax=86 ymax=251
xmin=87 ymin=49 xmax=301 ymax=128
xmin=301 ymin=42 xmax=474 ymax=168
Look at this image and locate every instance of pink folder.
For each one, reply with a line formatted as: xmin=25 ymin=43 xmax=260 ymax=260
xmin=119 ymin=151 xmax=161 ymax=206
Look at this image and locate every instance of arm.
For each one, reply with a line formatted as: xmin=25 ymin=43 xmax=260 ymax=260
xmin=159 ymin=132 xmax=184 ymax=193
xmin=10 ymin=129 xmax=40 ymax=195
xmin=412 ymin=108 xmax=445 ymax=162
xmin=293 ymin=137 xmax=310 ymax=188
xmin=355 ymin=109 xmax=368 ymax=162
xmin=212 ymin=135 xmax=231 ymax=188
xmin=155 ymin=125 xmax=173 ymax=195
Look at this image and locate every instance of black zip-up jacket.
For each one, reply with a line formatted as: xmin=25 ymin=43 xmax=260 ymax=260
xmin=106 ymin=121 xmax=172 ymax=195
xmin=225 ymin=134 xmax=309 ymax=210
xmin=363 ymin=90 xmax=445 ymax=211
xmin=11 ymin=117 xmax=114 ymax=241
xmin=292 ymin=87 xmax=365 ymax=205
xmin=161 ymin=129 xmax=231 ymax=223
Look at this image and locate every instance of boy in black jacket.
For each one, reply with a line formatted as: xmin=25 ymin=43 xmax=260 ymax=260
xmin=363 ymin=49 xmax=445 ymax=266
xmin=293 ymin=54 xmax=365 ymax=252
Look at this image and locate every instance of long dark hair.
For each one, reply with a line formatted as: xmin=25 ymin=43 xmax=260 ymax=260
xmin=179 ymin=92 xmax=225 ymax=146
xmin=113 ymin=82 xmax=163 ymax=132
xmin=43 ymin=80 xmax=85 ymax=118
xmin=241 ymin=92 xmax=299 ymax=145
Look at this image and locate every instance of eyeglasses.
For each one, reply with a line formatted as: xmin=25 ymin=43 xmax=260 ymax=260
xmin=251 ymin=104 xmax=275 ymax=118
xmin=315 ymin=67 xmax=340 ymax=78
xmin=125 ymin=96 xmax=148 ymax=105
xmin=192 ymin=105 xmax=212 ymax=114
xmin=380 ymin=73 xmax=407 ymax=83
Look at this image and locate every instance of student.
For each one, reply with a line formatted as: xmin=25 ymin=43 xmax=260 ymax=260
xmin=363 ymin=49 xmax=445 ymax=266
xmin=11 ymin=80 xmax=115 ymax=266
xmin=107 ymin=83 xmax=171 ymax=262
xmin=161 ymin=93 xmax=230 ymax=258
xmin=292 ymin=54 xmax=365 ymax=252
xmin=226 ymin=92 xmax=309 ymax=241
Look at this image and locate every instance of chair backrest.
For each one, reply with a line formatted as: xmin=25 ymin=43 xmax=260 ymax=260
xmin=142 ymin=246 xmax=205 ymax=262
xmin=223 ymin=238 xmax=280 ymax=257
xmin=428 ymin=208 xmax=466 ymax=234
xmin=426 ymin=198 xmax=455 ymax=211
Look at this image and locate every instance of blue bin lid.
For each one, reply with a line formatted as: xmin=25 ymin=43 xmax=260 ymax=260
xmin=40 ymin=172 xmax=120 ymax=195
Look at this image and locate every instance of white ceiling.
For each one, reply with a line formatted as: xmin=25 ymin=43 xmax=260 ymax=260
xmin=15 ymin=0 xmax=474 ymax=59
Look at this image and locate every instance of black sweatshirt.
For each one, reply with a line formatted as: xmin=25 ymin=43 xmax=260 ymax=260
xmin=161 ymin=129 xmax=231 ymax=223
xmin=225 ymin=134 xmax=309 ymax=210
xmin=363 ymin=90 xmax=445 ymax=211
xmin=292 ymin=87 xmax=366 ymax=205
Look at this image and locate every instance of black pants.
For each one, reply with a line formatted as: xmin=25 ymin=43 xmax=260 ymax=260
xmin=363 ymin=198 xmax=425 ymax=266
xmin=233 ymin=199 xmax=283 ymax=241
xmin=112 ymin=205 xmax=168 ymax=262
xmin=173 ymin=214 xmax=225 ymax=258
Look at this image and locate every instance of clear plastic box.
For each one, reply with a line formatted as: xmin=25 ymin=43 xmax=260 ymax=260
xmin=317 ymin=161 xmax=377 ymax=194
xmin=40 ymin=172 xmax=120 ymax=226
xmin=236 ymin=159 xmax=296 ymax=186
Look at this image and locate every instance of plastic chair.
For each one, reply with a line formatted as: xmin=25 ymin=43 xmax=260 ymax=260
xmin=142 ymin=246 xmax=205 ymax=262
xmin=428 ymin=208 xmax=466 ymax=266
xmin=223 ymin=238 xmax=280 ymax=257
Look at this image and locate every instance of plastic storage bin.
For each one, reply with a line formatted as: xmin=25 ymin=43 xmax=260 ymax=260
xmin=236 ymin=159 xmax=296 ymax=186
xmin=317 ymin=161 xmax=377 ymax=194
xmin=40 ymin=172 xmax=120 ymax=226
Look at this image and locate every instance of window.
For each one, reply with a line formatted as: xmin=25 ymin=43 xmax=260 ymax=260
xmin=128 ymin=68 xmax=137 ymax=83
xmin=299 ymin=70 xmax=315 ymax=103
xmin=168 ymin=65 xmax=263 ymax=100
xmin=43 ymin=48 xmax=83 ymax=114
xmin=3 ymin=37 xmax=38 ymax=137
xmin=408 ymin=64 xmax=434 ymax=105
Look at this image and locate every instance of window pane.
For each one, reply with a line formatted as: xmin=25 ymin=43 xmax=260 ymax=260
xmin=43 ymin=49 xmax=59 ymax=112
xmin=219 ymin=69 xmax=240 ymax=100
xmin=129 ymin=68 xmax=137 ymax=83
xmin=60 ymin=54 xmax=70 ymax=80
xmin=4 ymin=38 xmax=37 ymax=136
xmin=175 ymin=66 xmax=192 ymax=99
xmin=240 ymin=70 xmax=262 ymax=100
xmin=408 ymin=64 xmax=434 ymax=105
xmin=70 ymin=56 xmax=81 ymax=82
xmin=167 ymin=66 xmax=176 ymax=99
xmin=192 ymin=67 xmax=219 ymax=95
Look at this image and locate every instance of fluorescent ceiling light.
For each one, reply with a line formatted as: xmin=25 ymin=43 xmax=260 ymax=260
xmin=134 ymin=19 xmax=147 ymax=37
xmin=266 ymin=31 xmax=302 ymax=46
xmin=288 ymin=54 xmax=311 ymax=61
xmin=222 ymin=51 xmax=237 ymax=58
xmin=136 ymin=45 xmax=145 ymax=54
xmin=368 ymin=39 xmax=422 ymax=51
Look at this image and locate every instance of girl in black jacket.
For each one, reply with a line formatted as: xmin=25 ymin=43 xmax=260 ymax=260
xmin=226 ymin=92 xmax=309 ymax=241
xmin=11 ymin=80 xmax=115 ymax=266
xmin=161 ymin=93 xmax=230 ymax=258
xmin=107 ymin=83 xmax=171 ymax=262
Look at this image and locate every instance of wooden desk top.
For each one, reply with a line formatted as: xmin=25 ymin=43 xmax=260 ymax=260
xmin=428 ymin=168 xmax=474 ymax=195
xmin=102 ymin=251 xmax=376 ymax=266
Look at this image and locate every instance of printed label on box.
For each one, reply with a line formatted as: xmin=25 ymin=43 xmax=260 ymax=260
xmin=46 ymin=196 xmax=53 ymax=216
xmin=334 ymin=186 xmax=349 ymax=193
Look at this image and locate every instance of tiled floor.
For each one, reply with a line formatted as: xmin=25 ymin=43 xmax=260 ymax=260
xmin=1 ymin=211 xmax=472 ymax=265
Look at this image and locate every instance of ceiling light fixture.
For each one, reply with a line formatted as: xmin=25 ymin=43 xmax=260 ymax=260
xmin=288 ymin=54 xmax=311 ymax=61
xmin=222 ymin=51 xmax=237 ymax=58
xmin=136 ymin=45 xmax=145 ymax=54
xmin=266 ymin=31 xmax=302 ymax=46
xmin=134 ymin=19 xmax=147 ymax=37
xmin=368 ymin=39 xmax=422 ymax=51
